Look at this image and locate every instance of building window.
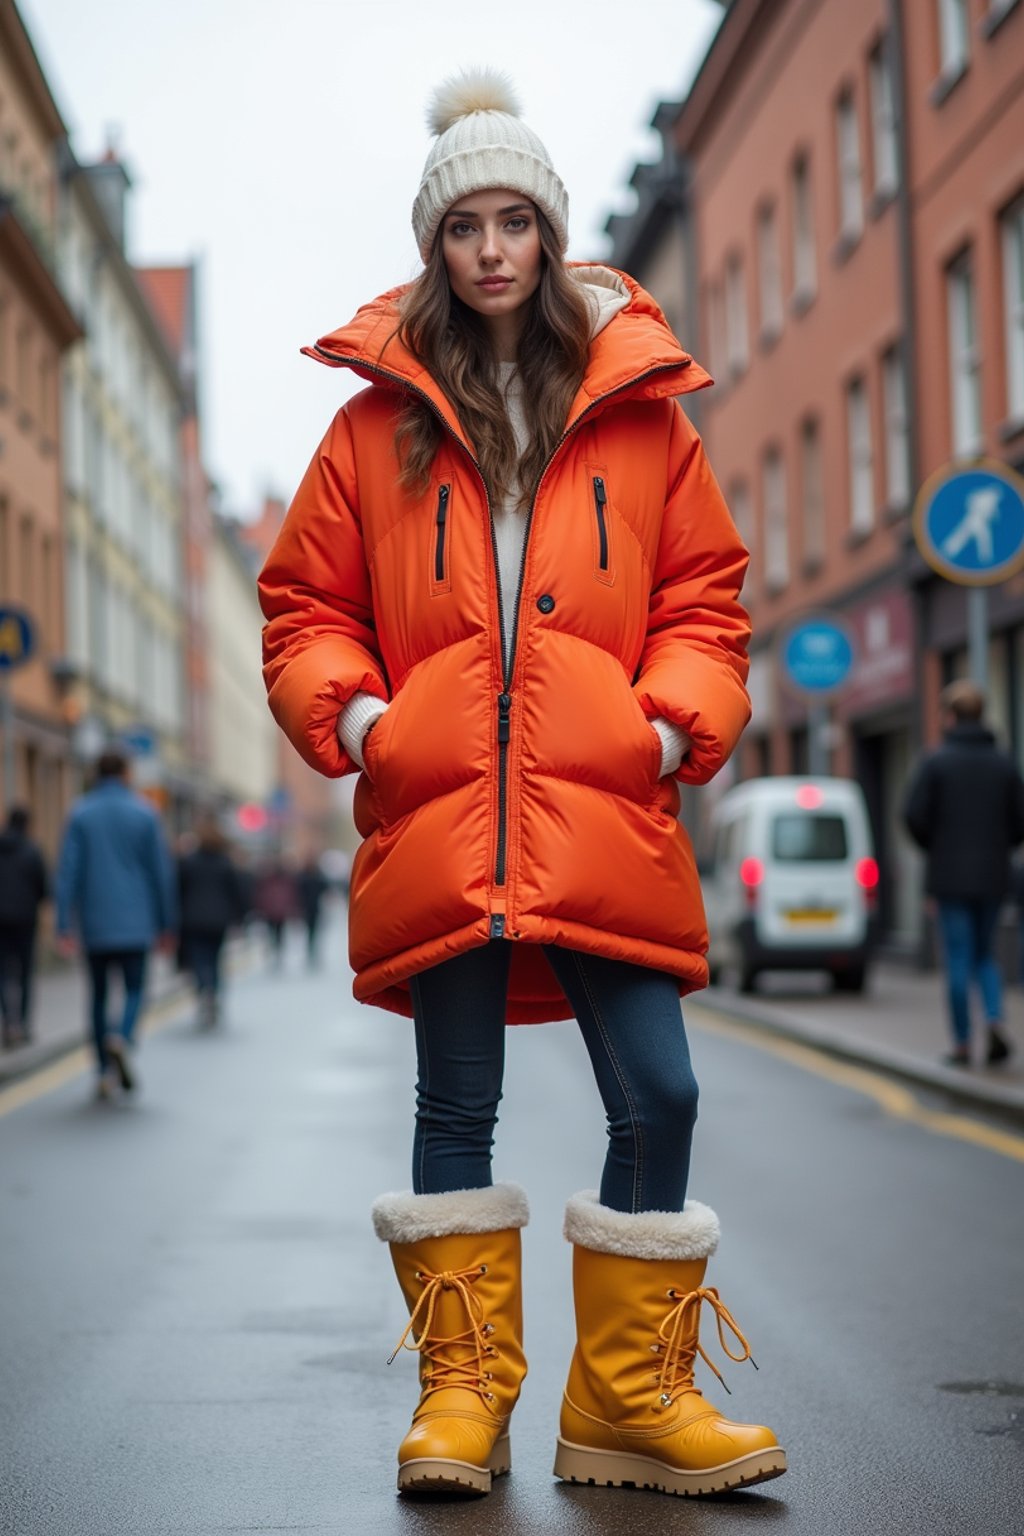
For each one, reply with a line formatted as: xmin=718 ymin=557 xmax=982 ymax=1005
xmin=937 ymin=0 xmax=970 ymax=75
xmin=19 ymin=515 xmax=33 ymax=607
xmin=706 ymin=279 xmax=727 ymax=381
xmin=947 ymin=251 xmax=983 ymax=457
xmin=729 ymin=480 xmax=753 ymax=599
xmin=1001 ymin=196 xmax=1024 ymax=422
xmin=791 ymin=155 xmax=817 ymax=302
xmin=757 ymin=204 xmax=784 ymax=341
xmin=800 ymin=418 xmax=825 ymax=569
xmin=724 ymin=254 xmax=749 ymax=377
xmin=16 ymin=325 xmax=30 ymax=406
xmin=762 ymin=448 xmax=789 ymax=591
xmin=882 ymin=346 xmax=911 ymax=508
xmin=846 ymin=375 xmax=875 ymax=535
xmin=836 ymin=91 xmax=863 ymax=241
xmin=869 ymin=41 xmax=899 ymax=199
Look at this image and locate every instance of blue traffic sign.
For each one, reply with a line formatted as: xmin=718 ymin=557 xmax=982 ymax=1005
xmin=913 ymin=461 xmax=1024 ymax=586
xmin=781 ymin=617 xmax=855 ymax=696
xmin=0 ymin=607 xmax=35 ymax=671
xmin=121 ymin=726 xmax=157 ymax=757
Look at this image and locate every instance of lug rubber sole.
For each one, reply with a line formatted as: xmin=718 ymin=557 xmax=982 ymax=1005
xmin=553 ymin=1437 xmax=787 ymax=1497
xmin=398 ymin=1434 xmax=511 ymax=1497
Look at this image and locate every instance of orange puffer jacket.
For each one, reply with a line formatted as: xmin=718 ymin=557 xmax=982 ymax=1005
xmin=259 ymin=267 xmax=750 ymax=1022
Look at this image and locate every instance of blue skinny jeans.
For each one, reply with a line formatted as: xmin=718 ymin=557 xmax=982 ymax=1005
xmin=409 ymin=941 xmax=699 ymax=1213
xmin=936 ymin=899 xmax=1003 ymax=1048
xmin=86 ymin=949 xmax=147 ymax=1074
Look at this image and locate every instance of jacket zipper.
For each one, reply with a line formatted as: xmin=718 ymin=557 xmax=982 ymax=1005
xmin=312 ymin=346 xmax=688 ymax=920
xmin=593 ymin=475 xmax=609 ymax=571
xmin=434 ymin=484 xmax=450 ymax=582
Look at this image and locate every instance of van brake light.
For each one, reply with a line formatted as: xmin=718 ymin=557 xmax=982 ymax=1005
xmin=740 ymin=857 xmax=763 ymax=908
xmin=855 ymin=858 xmax=879 ymax=890
xmin=740 ymin=857 xmax=764 ymax=888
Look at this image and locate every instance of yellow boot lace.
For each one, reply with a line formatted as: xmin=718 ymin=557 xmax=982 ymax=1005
xmin=653 ymin=1285 xmax=759 ymax=1410
xmin=387 ymin=1264 xmax=500 ymax=1410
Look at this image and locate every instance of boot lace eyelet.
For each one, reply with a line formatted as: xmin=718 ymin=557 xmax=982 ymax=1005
xmin=479 ymin=1264 xmax=488 ymax=1275
xmin=485 ymin=1391 xmax=495 ymax=1401
xmin=659 ymin=1392 xmax=673 ymax=1407
xmin=666 ymin=1288 xmax=677 ymax=1299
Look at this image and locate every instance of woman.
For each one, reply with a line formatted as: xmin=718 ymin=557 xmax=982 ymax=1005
xmin=177 ymin=819 xmax=247 ymax=1027
xmin=259 ymin=71 xmax=786 ymax=1500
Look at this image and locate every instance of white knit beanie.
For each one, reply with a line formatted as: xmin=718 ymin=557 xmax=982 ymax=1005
xmin=412 ymin=69 xmax=569 ymax=262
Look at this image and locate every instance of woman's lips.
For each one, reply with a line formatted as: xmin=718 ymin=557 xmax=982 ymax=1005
xmin=477 ymin=277 xmax=512 ymax=290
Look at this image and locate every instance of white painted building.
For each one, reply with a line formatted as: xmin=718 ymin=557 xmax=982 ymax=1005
xmin=56 ymin=147 xmax=188 ymax=812
xmin=207 ymin=514 xmax=276 ymax=810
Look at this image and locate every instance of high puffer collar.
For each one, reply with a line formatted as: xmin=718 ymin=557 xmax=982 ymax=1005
xmin=304 ymin=264 xmax=710 ymax=453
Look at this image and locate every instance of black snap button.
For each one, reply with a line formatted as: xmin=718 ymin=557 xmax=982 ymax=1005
xmin=537 ymin=594 xmax=555 ymax=614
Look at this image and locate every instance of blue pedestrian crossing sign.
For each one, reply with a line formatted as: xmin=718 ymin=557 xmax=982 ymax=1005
xmin=913 ymin=461 xmax=1024 ymax=586
xmin=0 ymin=607 xmax=35 ymax=671
xmin=781 ymin=616 xmax=855 ymax=696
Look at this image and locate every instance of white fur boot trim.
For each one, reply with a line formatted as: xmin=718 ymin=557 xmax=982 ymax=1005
xmin=372 ymin=1183 xmax=529 ymax=1244
xmin=564 ymin=1190 xmax=720 ymax=1262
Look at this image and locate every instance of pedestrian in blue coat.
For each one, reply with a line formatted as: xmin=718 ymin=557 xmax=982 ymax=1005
xmin=56 ymin=749 xmax=176 ymax=1098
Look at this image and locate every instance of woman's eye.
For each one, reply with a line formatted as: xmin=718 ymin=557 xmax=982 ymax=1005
xmin=450 ymin=222 xmax=474 ymax=236
xmin=506 ymin=217 xmax=529 ymax=232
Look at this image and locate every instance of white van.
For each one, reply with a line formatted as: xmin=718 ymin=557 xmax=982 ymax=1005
xmin=701 ymin=776 xmax=878 ymax=993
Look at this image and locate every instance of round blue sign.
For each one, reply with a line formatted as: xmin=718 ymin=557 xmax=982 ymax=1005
xmin=0 ymin=607 xmax=35 ymax=671
xmin=914 ymin=462 xmax=1024 ymax=586
xmin=782 ymin=618 xmax=855 ymax=696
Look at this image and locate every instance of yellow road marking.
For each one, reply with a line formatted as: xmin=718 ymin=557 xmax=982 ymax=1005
xmin=688 ymin=1003 xmax=1024 ymax=1164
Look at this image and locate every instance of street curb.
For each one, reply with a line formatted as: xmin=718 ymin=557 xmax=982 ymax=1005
xmin=0 ymin=936 xmax=263 ymax=1090
xmin=699 ymin=986 xmax=1024 ymax=1129
xmin=0 ymin=976 xmax=193 ymax=1088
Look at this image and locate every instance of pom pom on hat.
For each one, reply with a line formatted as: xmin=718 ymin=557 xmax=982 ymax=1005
xmin=427 ymin=68 xmax=523 ymax=137
xmin=412 ymin=69 xmax=569 ymax=262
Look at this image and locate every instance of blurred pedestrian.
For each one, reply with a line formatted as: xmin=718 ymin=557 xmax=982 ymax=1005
xmin=259 ymin=71 xmax=778 ymax=1502
xmin=0 ymin=806 xmax=49 ymax=1047
xmin=177 ymin=817 xmax=248 ymax=1027
xmin=252 ymin=858 xmax=298 ymax=969
xmin=904 ymin=679 xmax=1024 ymax=1067
xmin=55 ymin=750 xmax=176 ymax=1100
xmin=296 ymin=854 xmax=329 ymax=968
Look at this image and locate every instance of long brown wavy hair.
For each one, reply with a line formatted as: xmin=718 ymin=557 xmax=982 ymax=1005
xmin=393 ymin=208 xmax=592 ymax=510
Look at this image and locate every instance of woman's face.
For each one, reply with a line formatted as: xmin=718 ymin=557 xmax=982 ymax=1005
xmin=441 ymin=188 xmax=543 ymax=345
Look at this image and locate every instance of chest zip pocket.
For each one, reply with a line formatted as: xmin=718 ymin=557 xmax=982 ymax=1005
xmin=430 ymin=483 xmax=452 ymax=596
xmin=592 ymin=475 xmax=614 ymax=585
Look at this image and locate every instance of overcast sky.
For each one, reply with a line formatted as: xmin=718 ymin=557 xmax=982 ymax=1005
xmin=21 ymin=0 xmax=721 ymax=514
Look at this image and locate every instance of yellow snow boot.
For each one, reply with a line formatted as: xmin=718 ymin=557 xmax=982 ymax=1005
xmin=554 ymin=1191 xmax=787 ymax=1497
xmin=373 ymin=1184 xmax=528 ymax=1496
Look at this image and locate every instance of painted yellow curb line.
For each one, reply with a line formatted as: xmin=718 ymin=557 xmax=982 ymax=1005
xmin=0 ymin=985 xmax=191 ymax=1119
xmin=688 ymin=1003 xmax=1024 ymax=1165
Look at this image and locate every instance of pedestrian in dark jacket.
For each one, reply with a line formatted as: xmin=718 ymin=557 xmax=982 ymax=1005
xmin=296 ymin=855 xmax=329 ymax=968
xmin=0 ymin=806 xmax=48 ymax=1047
xmin=55 ymin=750 xmax=176 ymax=1099
xmin=252 ymin=860 xmax=299 ymax=969
xmin=903 ymin=679 xmax=1024 ymax=1066
xmin=178 ymin=819 xmax=248 ymax=1027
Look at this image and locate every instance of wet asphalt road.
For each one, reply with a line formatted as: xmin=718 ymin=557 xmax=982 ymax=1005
xmin=1 ymin=912 xmax=1023 ymax=1536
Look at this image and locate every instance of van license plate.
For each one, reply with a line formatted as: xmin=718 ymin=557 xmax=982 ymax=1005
xmin=784 ymin=909 xmax=837 ymax=924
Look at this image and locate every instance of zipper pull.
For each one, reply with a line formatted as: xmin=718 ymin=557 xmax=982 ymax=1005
xmin=497 ymin=692 xmax=511 ymax=744
xmin=593 ymin=476 xmax=607 ymax=506
xmin=489 ymin=914 xmax=506 ymax=940
xmin=436 ymin=484 xmax=450 ymax=524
